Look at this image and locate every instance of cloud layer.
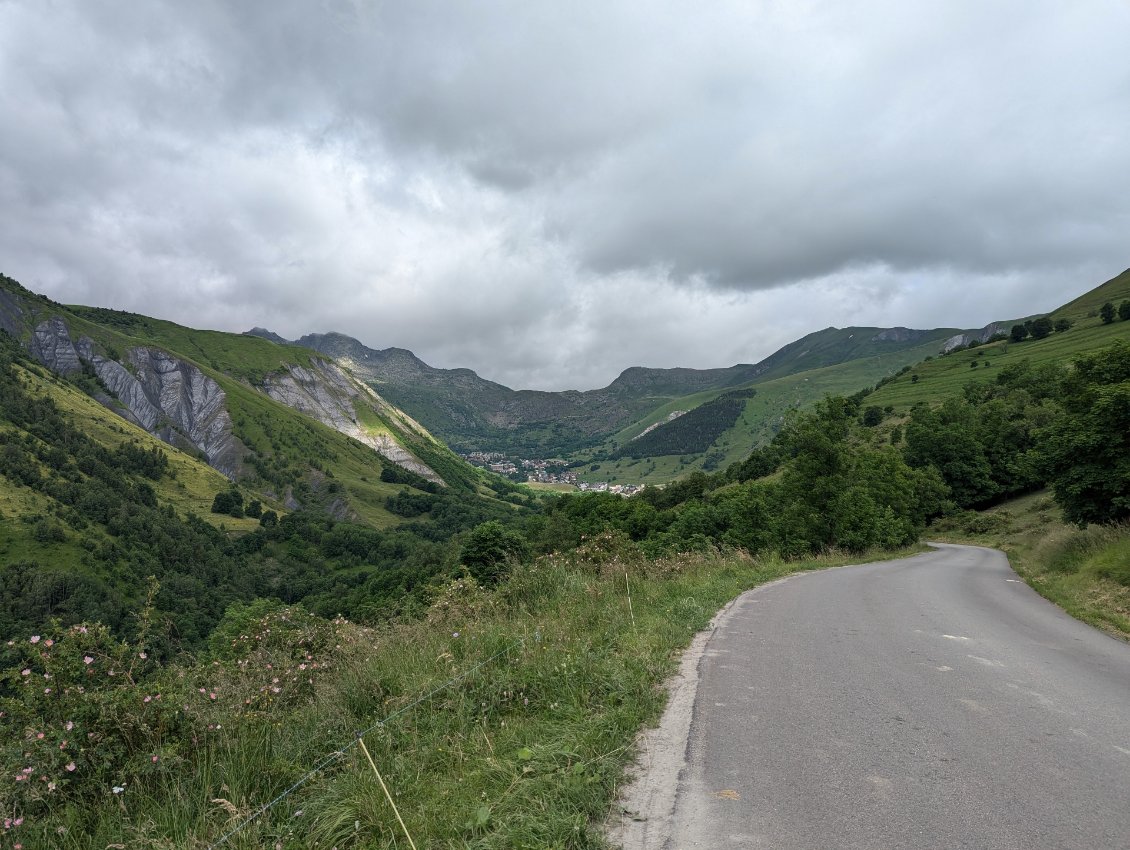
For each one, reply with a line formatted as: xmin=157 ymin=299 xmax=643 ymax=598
xmin=1 ymin=0 xmax=1127 ymax=389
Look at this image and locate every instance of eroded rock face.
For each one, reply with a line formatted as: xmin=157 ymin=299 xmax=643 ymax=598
xmin=23 ymin=312 xmax=437 ymax=486
xmin=262 ymin=359 xmax=444 ymax=485
xmin=127 ymin=348 xmax=241 ymax=477
xmin=29 ymin=318 xmax=83 ymax=374
xmin=0 ymin=290 xmax=27 ymax=337
xmin=25 ymin=322 xmax=244 ymax=478
xmin=940 ymin=322 xmax=1011 ymax=353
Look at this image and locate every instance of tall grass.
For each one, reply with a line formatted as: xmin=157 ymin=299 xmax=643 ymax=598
xmin=2 ymin=542 xmax=907 ymax=849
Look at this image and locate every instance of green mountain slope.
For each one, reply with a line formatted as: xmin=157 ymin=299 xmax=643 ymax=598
xmin=581 ymin=271 xmax=1130 ymax=485
xmin=0 ymin=274 xmax=506 ymax=526
xmin=868 ymin=269 xmax=1130 ymax=412
xmin=1051 ymin=267 xmax=1130 ymax=322
xmin=258 ymin=330 xmax=766 ymax=456
xmin=253 ymin=319 xmax=1011 ymax=469
xmin=0 ymin=275 xmax=538 ymax=647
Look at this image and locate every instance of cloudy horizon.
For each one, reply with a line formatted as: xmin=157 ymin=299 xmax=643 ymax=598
xmin=1 ymin=1 xmax=1127 ymax=390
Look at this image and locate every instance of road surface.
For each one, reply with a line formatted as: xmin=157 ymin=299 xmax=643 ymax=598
xmin=613 ymin=544 xmax=1130 ymax=849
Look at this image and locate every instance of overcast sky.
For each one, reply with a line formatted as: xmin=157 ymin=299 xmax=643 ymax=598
xmin=1 ymin=1 xmax=1127 ymax=390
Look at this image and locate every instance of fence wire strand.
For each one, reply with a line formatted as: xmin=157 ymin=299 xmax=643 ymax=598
xmin=205 ymin=638 xmax=524 ymax=849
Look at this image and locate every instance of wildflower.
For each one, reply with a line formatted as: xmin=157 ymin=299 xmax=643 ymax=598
xmin=83 ymin=656 xmax=93 ymax=665
xmin=139 ymin=652 xmax=147 ymax=659
xmin=209 ymin=692 xmax=217 ymax=700
xmin=30 ymin=635 xmax=40 ymax=644
xmin=36 ymin=732 xmax=44 ymax=739
xmin=64 ymin=721 xmax=73 ymax=731
xmin=143 ymin=696 xmax=152 ymax=703
xmin=453 ymin=631 xmax=460 ymax=638
xmin=65 ymin=762 xmax=76 ymax=772
xmin=20 ymin=669 xmax=30 ymax=677
xmin=151 ymin=755 xmax=158 ymax=763
xmin=112 ymin=786 xmax=125 ymax=795
xmin=45 ymin=639 xmax=54 ymax=647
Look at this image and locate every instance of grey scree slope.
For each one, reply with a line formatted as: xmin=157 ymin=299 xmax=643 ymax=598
xmin=609 ymin=544 xmax=1130 ymax=849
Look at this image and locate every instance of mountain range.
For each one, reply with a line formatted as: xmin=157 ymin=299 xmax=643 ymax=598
xmin=246 ymin=318 xmax=1017 ymax=472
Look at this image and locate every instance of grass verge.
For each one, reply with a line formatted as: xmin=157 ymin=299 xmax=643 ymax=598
xmin=3 ymin=541 xmax=917 ymax=849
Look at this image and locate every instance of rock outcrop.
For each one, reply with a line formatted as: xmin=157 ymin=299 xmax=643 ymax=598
xmin=24 ymin=319 xmax=243 ymax=477
xmin=261 ymin=359 xmax=444 ymax=485
xmin=0 ymin=289 xmax=28 ymax=337
xmin=940 ymin=322 xmax=1012 ymax=353
xmin=29 ymin=318 xmax=83 ymax=374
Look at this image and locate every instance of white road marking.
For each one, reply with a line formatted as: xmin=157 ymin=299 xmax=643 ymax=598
xmin=967 ymin=655 xmax=1005 ymax=667
xmin=943 ymin=634 xmax=971 ymax=641
xmin=1114 ymin=745 xmax=1130 ymax=756
xmin=1005 ymin=579 xmax=1021 ymax=583
xmin=935 ymin=665 xmax=953 ymax=671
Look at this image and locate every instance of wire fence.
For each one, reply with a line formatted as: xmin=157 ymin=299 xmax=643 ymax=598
xmin=205 ymin=637 xmax=524 ymax=849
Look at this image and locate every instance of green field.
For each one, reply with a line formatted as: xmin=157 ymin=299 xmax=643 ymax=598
xmin=868 ymin=318 xmax=1130 ymax=412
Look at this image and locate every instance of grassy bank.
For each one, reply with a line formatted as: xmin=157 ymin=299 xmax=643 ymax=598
xmin=929 ymin=491 xmax=1130 ymax=640
xmin=1 ymin=542 xmax=915 ymax=849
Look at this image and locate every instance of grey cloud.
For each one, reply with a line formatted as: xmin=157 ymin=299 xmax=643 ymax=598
xmin=0 ymin=0 xmax=1127 ymax=390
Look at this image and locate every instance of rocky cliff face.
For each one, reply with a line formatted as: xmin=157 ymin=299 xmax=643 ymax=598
xmin=29 ymin=317 xmax=84 ymax=374
xmin=940 ymin=322 xmax=1012 ymax=353
xmin=0 ymin=289 xmax=27 ymax=337
xmin=261 ymin=359 xmax=444 ymax=484
xmin=26 ymin=318 xmax=244 ymax=477
xmin=18 ymin=309 xmax=442 ymax=485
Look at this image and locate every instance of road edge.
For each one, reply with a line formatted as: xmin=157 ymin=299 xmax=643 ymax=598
xmin=603 ymin=549 xmax=941 ymax=849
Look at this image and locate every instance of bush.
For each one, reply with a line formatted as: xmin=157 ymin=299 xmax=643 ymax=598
xmin=0 ymin=590 xmax=189 ymax=842
xmin=210 ymin=490 xmax=244 ymax=518
xmin=460 ymin=521 xmax=529 ymax=585
xmin=1042 ymin=341 xmax=1130 ymax=525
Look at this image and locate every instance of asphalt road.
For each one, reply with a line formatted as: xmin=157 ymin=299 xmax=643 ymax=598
xmin=663 ymin=544 xmax=1130 ymax=849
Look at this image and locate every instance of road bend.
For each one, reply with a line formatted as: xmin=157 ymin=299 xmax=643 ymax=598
xmin=661 ymin=544 xmax=1130 ymax=849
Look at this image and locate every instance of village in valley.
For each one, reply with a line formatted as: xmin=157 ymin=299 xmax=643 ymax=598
xmin=461 ymin=451 xmax=644 ymax=496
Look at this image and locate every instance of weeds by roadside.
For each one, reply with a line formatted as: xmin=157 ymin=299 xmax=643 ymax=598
xmin=2 ymin=544 xmax=910 ymax=848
